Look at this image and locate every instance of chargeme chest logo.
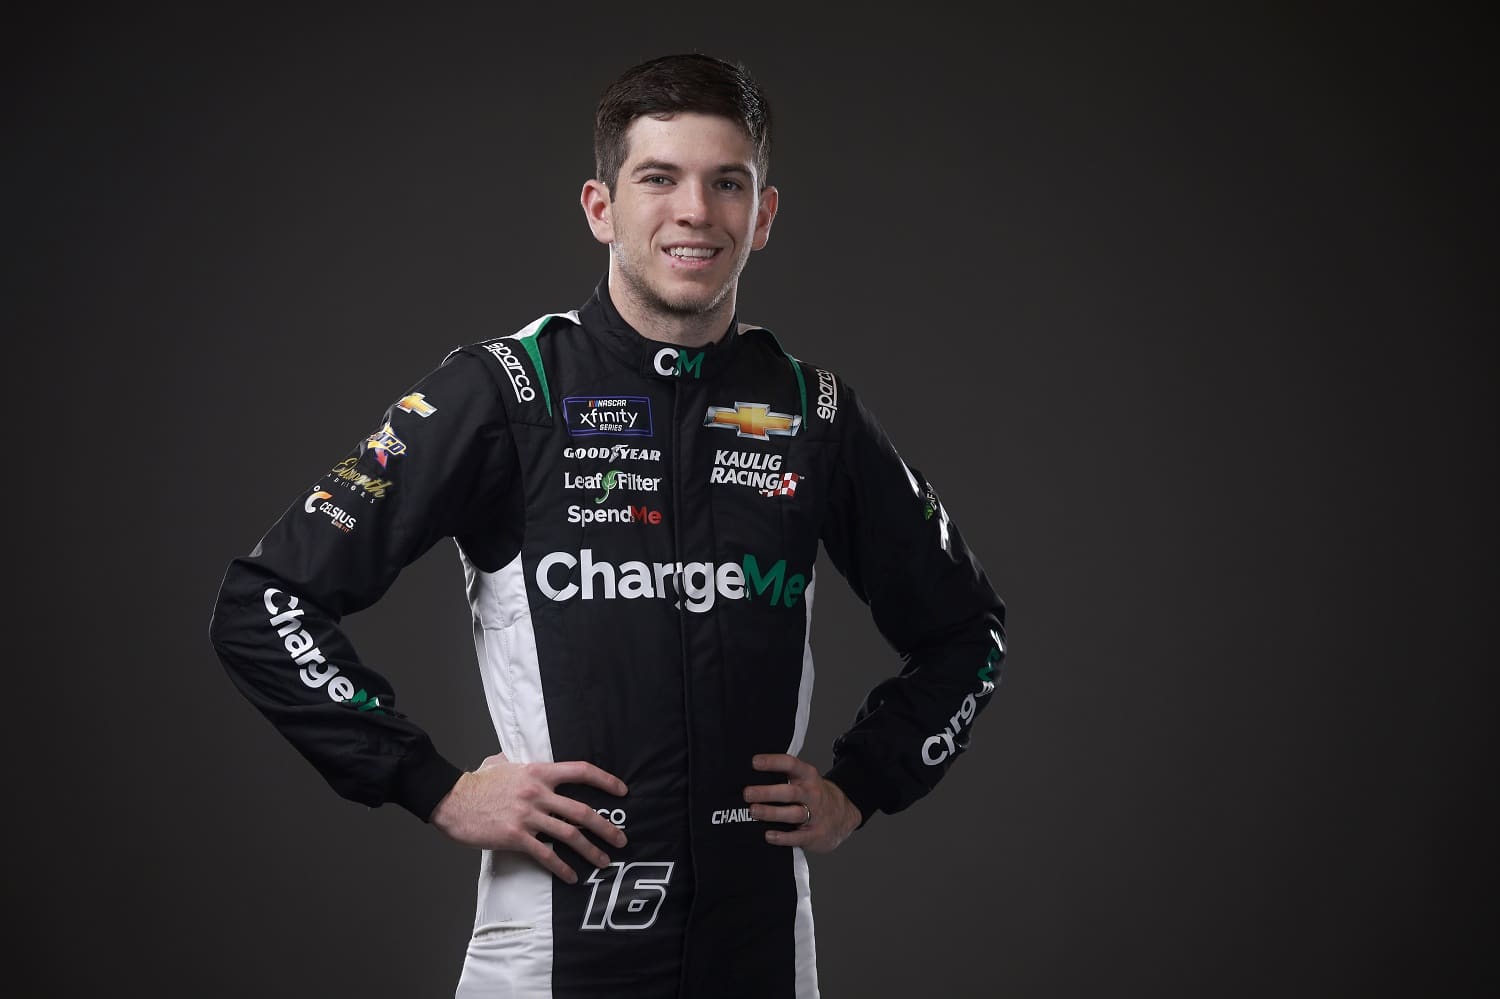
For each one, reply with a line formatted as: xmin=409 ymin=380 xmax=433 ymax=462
xmin=536 ymin=549 xmax=808 ymax=611
xmin=262 ymin=587 xmax=384 ymax=712
xmin=563 ymin=395 xmax=653 ymax=437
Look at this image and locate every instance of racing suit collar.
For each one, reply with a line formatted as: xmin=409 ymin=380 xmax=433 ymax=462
xmin=580 ymin=279 xmax=749 ymax=383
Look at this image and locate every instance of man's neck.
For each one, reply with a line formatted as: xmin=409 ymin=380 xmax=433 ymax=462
xmin=607 ymin=270 xmax=737 ymax=348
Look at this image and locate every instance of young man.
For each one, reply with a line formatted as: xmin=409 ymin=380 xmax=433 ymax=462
xmin=210 ymin=53 xmax=1006 ymax=998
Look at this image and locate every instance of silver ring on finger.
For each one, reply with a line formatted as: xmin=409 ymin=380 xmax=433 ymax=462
xmin=798 ymin=803 xmax=812 ymax=827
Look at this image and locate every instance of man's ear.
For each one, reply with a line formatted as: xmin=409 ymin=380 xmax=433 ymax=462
xmin=751 ymin=185 xmax=779 ymax=251
xmin=581 ymin=179 xmax=614 ymax=244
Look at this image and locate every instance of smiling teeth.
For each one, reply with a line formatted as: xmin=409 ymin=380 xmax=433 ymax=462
xmin=669 ymin=247 xmax=716 ymax=258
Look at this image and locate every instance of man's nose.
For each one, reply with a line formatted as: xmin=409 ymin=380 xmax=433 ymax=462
xmin=675 ymin=181 xmax=711 ymax=226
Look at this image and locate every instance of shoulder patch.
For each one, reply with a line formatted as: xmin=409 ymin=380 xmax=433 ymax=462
xmin=474 ymin=312 xmax=576 ymax=417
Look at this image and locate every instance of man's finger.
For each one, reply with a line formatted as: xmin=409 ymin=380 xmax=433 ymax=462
xmin=546 ymin=760 xmax=629 ymax=796
xmin=764 ymin=826 xmax=818 ymax=850
xmin=536 ymin=815 xmax=612 ymax=871
xmin=522 ymin=837 xmax=579 ymax=884
xmin=744 ymin=781 xmax=805 ymax=804
xmin=752 ymin=753 xmax=815 ymax=779
xmin=751 ymin=803 xmax=811 ymax=826
xmin=549 ymin=794 xmax=629 ymax=848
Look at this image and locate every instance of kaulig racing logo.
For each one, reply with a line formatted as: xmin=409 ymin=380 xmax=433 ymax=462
xmin=535 ymin=549 xmax=808 ymax=612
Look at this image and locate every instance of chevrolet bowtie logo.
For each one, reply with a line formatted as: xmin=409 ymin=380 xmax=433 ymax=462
xmin=703 ymin=402 xmax=802 ymax=441
xmin=396 ymin=393 xmax=436 ymax=417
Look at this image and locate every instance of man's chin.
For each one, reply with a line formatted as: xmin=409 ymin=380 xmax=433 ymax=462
xmin=651 ymin=283 xmax=729 ymax=318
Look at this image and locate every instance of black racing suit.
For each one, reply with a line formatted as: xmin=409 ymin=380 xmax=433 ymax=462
xmin=209 ymin=283 xmax=1007 ymax=998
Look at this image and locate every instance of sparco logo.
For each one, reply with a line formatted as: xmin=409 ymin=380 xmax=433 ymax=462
xmin=921 ymin=629 xmax=1002 ymax=766
xmin=563 ymin=445 xmax=662 ymax=462
xmin=815 ymin=368 xmax=838 ymax=422
xmin=652 ymin=346 xmax=704 ymax=379
xmin=483 ymin=340 xmax=535 ymax=403
xmin=563 ymin=395 xmax=653 ymax=438
xmin=262 ymin=587 xmax=383 ymax=712
xmin=536 ymin=550 xmax=808 ymax=612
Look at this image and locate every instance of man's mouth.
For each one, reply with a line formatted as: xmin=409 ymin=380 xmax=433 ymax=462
xmin=665 ymin=246 xmax=719 ymax=260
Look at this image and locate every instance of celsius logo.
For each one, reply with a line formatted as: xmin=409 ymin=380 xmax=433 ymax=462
xmin=363 ymin=423 xmax=407 ymax=468
xmin=563 ymin=445 xmax=662 ymax=463
xmin=396 ymin=393 xmax=436 ymax=417
xmin=483 ymin=339 xmax=536 ymax=403
xmin=567 ymin=504 xmax=664 ymax=526
xmin=652 ymin=346 xmax=704 ymax=379
xmin=815 ymin=368 xmax=838 ymax=422
xmin=563 ymin=395 xmax=653 ymax=438
xmin=304 ymin=489 xmax=356 ymax=533
xmin=262 ymin=587 xmax=384 ymax=712
xmin=704 ymin=402 xmax=801 ymax=441
xmin=535 ymin=550 xmax=808 ymax=612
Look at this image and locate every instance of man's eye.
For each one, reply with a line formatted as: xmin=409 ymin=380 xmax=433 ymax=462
xmin=644 ymin=175 xmax=672 ymax=185
xmin=716 ymin=179 xmax=743 ymax=192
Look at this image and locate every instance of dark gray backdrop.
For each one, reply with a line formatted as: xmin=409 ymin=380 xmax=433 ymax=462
xmin=8 ymin=5 xmax=1494 ymax=997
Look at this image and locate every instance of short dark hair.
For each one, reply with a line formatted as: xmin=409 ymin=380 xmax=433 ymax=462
xmin=593 ymin=53 xmax=773 ymax=193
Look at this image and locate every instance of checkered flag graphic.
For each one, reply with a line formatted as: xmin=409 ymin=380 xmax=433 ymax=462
xmin=759 ymin=472 xmax=801 ymax=497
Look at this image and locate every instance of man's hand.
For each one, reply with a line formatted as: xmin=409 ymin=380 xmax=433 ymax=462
xmin=743 ymin=753 xmax=863 ymax=854
xmin=430 ymin=752 xmax=629 ymax=884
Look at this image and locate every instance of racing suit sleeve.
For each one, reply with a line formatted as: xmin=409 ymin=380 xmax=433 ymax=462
xmin=208 ymin=349 xmax=515 ymax=821
xmin=819 ymin=382 xmax=1007 ymax=826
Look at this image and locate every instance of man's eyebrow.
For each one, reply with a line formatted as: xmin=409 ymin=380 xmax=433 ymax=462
xmin=630 ymin=159 xmax=754 ymax=178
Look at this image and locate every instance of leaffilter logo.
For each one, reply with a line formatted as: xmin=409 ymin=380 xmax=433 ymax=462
xmin=596 ymin=469 xmax=617 ymax=504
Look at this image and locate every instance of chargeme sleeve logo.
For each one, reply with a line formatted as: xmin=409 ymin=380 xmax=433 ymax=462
xmin=563 ymin=396 xmax=654 ymax=437
xmin=262 ymin=587 xmax=384 ymax=712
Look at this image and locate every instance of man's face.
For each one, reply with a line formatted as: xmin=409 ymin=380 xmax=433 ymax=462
xmin=584 ymin=112 xmax=777 ymax=319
